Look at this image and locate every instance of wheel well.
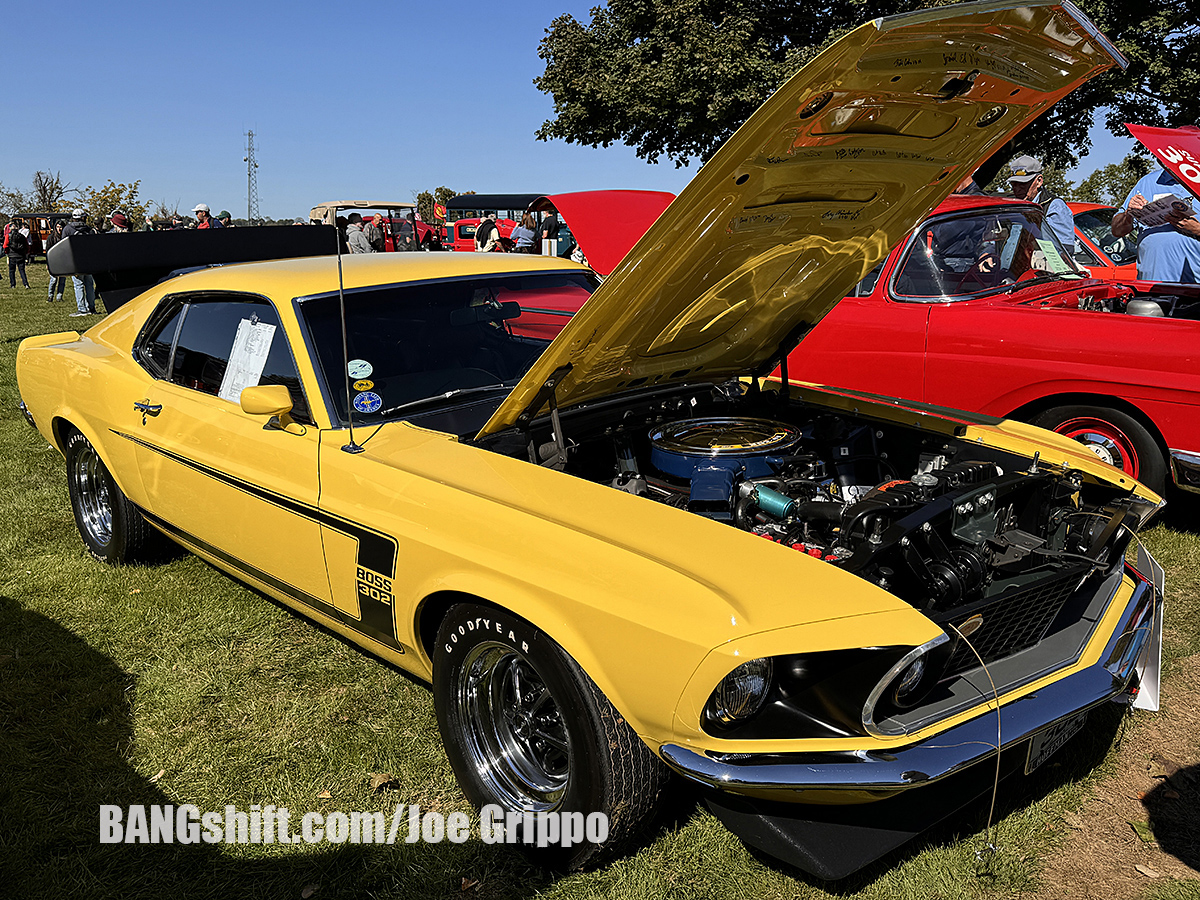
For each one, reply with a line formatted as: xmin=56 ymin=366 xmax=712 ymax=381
xmin=415 ymin=590 xmax=505 ymax=664
xmin=50 ymin=417 xmax=76 ymax=454
xmin=1007 ymin=393 xmax=1169 ymax=457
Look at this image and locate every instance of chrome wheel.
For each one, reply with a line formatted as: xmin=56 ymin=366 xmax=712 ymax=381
xmin=456 ymin=642 xmax=570 ymax=810
xmin=70 ymin=442 xmax=113 ymax=548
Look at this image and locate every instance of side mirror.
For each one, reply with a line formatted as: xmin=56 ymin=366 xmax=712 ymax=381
xmin=240 ymin=384 xmax=293 ymax=417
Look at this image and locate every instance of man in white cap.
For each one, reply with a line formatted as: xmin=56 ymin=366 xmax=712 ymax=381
xmin=61 ymin=209 xmax=98 ymax=316
xmin=1007 ymin=154 xmax=1073 ymax=250
xmin=192 ymin=203 xmax=223 ymax=229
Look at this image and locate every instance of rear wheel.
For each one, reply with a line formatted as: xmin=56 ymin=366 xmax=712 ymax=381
xmin=433 ymin=603 xmax=668 ymax=870
xmin=1031 ymin=405 xmax=1166 ymax=495
xmin=65 ymin=429 xmax=155 ymax=564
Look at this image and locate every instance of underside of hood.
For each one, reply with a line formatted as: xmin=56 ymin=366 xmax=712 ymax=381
xmin=480 ymin=0 xmax=1125 ymax=438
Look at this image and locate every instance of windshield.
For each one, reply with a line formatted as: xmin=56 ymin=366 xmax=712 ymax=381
xmin=1073 ymin=206 xmax=1139 ymax=266
xmin=890 ymin=206 xmax=1085 ymax=302
xmin=300 ymin=272 xmax=597 ymax=425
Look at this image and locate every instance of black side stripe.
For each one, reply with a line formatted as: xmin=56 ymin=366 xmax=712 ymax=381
xmin=113 ymin=429 xmax=397 ymax=573
xmin=118 ymin=429 xmax=404 ymax=653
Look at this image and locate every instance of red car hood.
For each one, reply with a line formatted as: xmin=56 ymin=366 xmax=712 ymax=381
xmin=531 ymin=190 xmax=675 ymax=276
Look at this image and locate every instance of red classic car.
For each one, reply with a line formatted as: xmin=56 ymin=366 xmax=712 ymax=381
xmin=787 ymin=194 xmax=1200 ymax=496
xmin=1069 ymin=201 xmax=1138 ymax=280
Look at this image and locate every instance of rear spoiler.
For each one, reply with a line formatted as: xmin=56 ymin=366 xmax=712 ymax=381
xmin=47 ymin=225 xmax=338 ymax=310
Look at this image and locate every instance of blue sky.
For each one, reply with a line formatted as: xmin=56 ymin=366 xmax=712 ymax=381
xmin=11 ymin=2 xmax=1134 ymax=220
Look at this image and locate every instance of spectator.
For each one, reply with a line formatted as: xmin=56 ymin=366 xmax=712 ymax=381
xmin=6 ymin=217 xmax=31 ymax=289
xmin=1111 ymin=168 xmax=1200 ymax=282
xmin=109 ymin=211 xmax=131 ymax=233
xmin=169 ymin=214 xmax=186 ymax=230
xmin=142 ymin=216 xmax=157 ymax=232
xmin=366 ymin=213 xmax=385 ymax=252
xmin=192 ymin=203 xmax=223 ymax=229
xmin=62 ymin=209 xmax=97 ymax=316
xmin=510 ymin=212 xmax=537 ymax=253
xmin=345 ymin=213 xmax=374 ymax=253
xmin=474 ymin=213 xmax=501 ymax=252
xmin=217 ymin=210 xmax=233 ymax=228
xmin=535 ymin=211 xmax=560 ymax=253
xmin=1006 ymin=155 xmax=1073 ymax=250
xmin=45 ymin=221 xmax=66 ymax=302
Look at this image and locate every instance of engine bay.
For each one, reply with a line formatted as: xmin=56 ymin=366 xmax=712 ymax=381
xmin=482 ymin=379 xmax=1146 ymax=671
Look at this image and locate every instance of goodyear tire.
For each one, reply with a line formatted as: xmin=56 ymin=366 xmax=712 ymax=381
xmin=64 ymin=429 xmax=154 ymax=564
xmin=1032 ymin=405 xmax=1166 ymax=495
xmin=433 ymin=603 xmax=668 ymax=870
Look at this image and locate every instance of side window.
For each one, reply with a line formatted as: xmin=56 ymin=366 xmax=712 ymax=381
xmin=137 ymin=302 xmax=184 ymax=378
xmin=852 ymin=263 xmax=884 ymax=297
xmin=170 ymin=297 xmax=312 ymax=423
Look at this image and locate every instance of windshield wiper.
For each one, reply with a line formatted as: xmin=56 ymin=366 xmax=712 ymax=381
xmin=376 ymin=384 xmax=511 ymax=418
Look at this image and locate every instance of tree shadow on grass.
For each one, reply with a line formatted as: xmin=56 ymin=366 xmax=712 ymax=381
xmin=0 ymin=594 xmax=555 ymax=900
xmin=1144 ymin=761 xmax=1200 ymax=872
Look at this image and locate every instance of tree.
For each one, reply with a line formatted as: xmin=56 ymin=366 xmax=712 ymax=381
xmin=77 ymin=180 xmax=148 ymax=232
xmin=30 ymin=171 xmax=74 ymax=212
xmin=1074 ymin=153 xmax=1155 ymax=206
xmin=535 ymin=0 xmax=1199 ymax=171
xmin=415 ymin=186 xmax=459 ymax=224
xmin=0 ymin=182 xmax=31 ymax=220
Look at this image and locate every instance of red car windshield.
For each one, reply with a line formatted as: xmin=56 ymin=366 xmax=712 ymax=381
xmin=891 ymin=207 xmax=1086 ymax=302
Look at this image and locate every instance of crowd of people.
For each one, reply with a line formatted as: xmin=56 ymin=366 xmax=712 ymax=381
xmin=2 ymin=200 xmax=233 ymax=316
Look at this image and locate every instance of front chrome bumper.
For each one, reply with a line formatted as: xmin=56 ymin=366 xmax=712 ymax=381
xmin=1170 ymin=448 xmax=1200 ymax=494
xmin=660 ymin=571 xmax=1160 ymax=801
xmin=18 ymin=400 xmax=36 ymax=430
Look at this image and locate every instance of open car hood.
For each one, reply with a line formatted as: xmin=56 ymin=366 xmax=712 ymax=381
xmin=530 ymin=190 xmax=676 ymax=276
xmin=480 ymin=0 xmax=1125 ymax=438
xmin=1124 ymin=123 xmax=1200 ymax=203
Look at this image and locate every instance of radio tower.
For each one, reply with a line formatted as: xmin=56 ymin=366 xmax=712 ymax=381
xmin=244 ymin=130 xmax=260 ymax=224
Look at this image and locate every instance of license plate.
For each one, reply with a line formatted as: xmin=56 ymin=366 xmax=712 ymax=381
xmin=1025 ymin=711 xmax=1088 ymax=774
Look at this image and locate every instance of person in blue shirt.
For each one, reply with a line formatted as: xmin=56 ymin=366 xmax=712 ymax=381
xmin=1111 ymin=168 xmax=1200 ymax=282
xmin=1006 ymin=155 xmax=1075 ymax=251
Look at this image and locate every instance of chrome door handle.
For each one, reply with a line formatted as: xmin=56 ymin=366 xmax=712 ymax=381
xmin=134 ymin=400 xmax=162 ymax=423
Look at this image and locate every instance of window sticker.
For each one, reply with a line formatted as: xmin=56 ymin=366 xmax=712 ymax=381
xmin=348 ymin=359 xmax=374 ymax=379
xmin=218 ymin=318 xmax=277 ymax=403
xmin=1034 ymin=239 xmax=1072 ymax=274
xmin=353 ymin=391 xmax=382 ymax=414
xmin=353 ymin=379 xmax=374 ymax=391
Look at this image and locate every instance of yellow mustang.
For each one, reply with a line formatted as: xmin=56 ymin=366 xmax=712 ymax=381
xmin=16 ymin=1 xmax=1163 ymax=879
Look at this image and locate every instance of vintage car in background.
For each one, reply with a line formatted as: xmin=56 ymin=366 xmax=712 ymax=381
xmin=1069 ymin=201 xmax=1139 ymax=279
xmin=17 ymin=2 xmax=1161 ymax=880
xmin=309 ymin=201 xmax=442 ymax=250
xmin=787 ymin=194 xmax=1200 ymax=497
xmin=445 ymin=216 xmax=518 ymax=252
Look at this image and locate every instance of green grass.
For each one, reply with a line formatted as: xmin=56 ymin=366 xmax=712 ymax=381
xmin=1 ymin=263 xmax=1197 ymax=899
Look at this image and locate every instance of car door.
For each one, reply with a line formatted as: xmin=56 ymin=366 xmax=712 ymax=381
xmin=787 ymin=260 xmax=931 ymax=401
xmin=128 ymin=292 xmax=333 ymax=604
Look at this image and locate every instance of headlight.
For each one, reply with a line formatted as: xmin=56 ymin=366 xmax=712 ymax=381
xmin=862 ymin=634 xmax=950 ymax=738
xmin=705 ymin=658 xmax=774 ymax=725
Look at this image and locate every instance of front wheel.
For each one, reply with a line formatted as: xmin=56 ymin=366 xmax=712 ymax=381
xmin=64 ymin=429 xmax=155 ymax=564
xmin=1031 ymin=405 xmax=1166 ymax=495
xmin=433 ymin=603 xmax=668 ymax=870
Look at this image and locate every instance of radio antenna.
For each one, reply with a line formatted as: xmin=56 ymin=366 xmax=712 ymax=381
xmin=336 ymin=216 xmax=364 ymax=454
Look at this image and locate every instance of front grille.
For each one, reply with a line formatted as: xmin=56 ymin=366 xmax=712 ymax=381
xmin=940 ymin=569 xmax=1085 ymax=678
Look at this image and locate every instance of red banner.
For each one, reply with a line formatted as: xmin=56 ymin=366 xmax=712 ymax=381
xmin=1125 ymin=123 xmax=1200 ymax=200
xmin=433 ymin=203 xmax=447 ymax=221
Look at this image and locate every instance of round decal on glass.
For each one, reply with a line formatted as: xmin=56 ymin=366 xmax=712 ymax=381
xmin=353 ymin=379 xmax=374 ymax=391
xmin=347 ymin=359 xmax=374 ymax=379
xmin=353 ymin=391 xmax=382 ymax=414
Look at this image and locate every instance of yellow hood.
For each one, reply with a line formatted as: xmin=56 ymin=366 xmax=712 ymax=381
xmin=480 ymin=0 xmax=1124 ymax=437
